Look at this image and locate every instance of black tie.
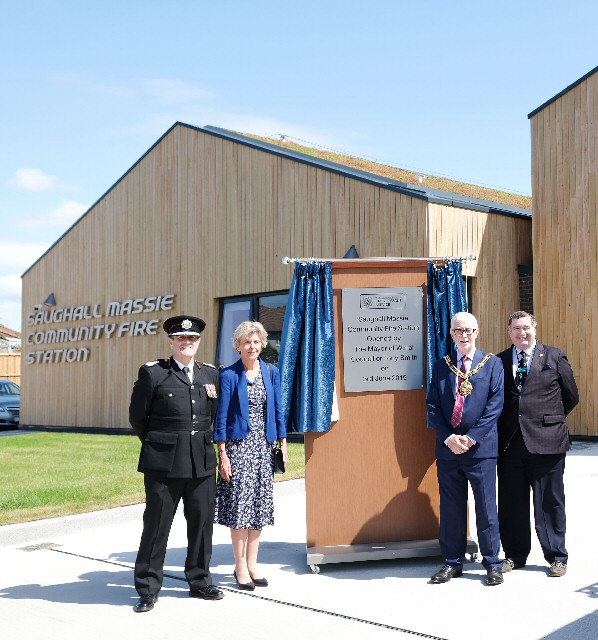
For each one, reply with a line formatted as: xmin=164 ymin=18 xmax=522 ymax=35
xmin=516 ymin=351 xmax=528 ymax=391
xmin=182 ymin=366 xmax=192 ymax=382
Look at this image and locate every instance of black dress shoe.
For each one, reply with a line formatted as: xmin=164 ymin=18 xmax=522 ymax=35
xmin=133 ymin=594 xmax=157 ymax=613
xmin=430 ymin=565 xmax=463 ymax=583
xmin=250 ymin=576 xmax=268 ymax=587
xmin=189 ymin=585 xmax=225 ymax=600
xmin=234 ymin=570 xmax=255 ymax=591
xmin=486 ymin=567 xmax=504 ymax=586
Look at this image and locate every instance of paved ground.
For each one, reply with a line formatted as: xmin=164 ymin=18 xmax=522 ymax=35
xmin=1 ymin=440 xmax=598 ymax=640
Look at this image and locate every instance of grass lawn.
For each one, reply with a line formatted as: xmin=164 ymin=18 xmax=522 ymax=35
xmin=0 ymin=432 xmax=304 ymax=526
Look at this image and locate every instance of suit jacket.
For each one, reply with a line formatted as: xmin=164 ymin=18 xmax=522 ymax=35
xmin=214 ymin=358 xmax=287 ymax=444
xmin=129 ymin=357 xmax=219 ymax=478
xmin=427 ymin=349 xmax=504 ymax=460
xmin=497 ymin=342 xmax=579 ymax=455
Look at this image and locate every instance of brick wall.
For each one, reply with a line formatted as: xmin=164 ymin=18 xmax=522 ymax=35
xmin=518 ymin=264 xmax=533 ymax=313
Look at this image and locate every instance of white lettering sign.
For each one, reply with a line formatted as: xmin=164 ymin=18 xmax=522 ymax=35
xmin=25 ymin=294 xmax=175 ymax=365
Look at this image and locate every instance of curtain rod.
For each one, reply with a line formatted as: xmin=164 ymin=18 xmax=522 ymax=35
xmin=281 ymin=255 xmax=477 ymax=265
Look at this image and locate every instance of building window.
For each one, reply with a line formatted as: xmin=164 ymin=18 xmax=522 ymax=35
xmin=517 ymin=264 xmax=533 ymax=313
xmin=465 ymin=276 xmax=474 ymax=314
xmin=217 ymin=298 xmax=253 ymax=367
xmin=216 ymin=291 xmax=288 ymax=367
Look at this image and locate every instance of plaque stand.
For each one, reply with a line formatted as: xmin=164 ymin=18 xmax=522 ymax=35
xmin=304 ymin=260 xmax=479 ymax=573
xmin=307 ymin=539 xmax=479 ymax=573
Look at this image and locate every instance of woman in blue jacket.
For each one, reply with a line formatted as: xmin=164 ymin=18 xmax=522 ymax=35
xmin=214 ymin=321 xmax=287 ymax=590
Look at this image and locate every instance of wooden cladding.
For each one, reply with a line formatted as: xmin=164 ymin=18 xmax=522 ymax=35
xmin=531 ymin=71 xmax=598 ymax=436
xmin=428 ymin=203 xmax=532 ymax=354
xmin=21 ymin=124 xmax=531 ymax=429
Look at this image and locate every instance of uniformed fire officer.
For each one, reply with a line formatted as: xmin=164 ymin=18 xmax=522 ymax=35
xmin=129 ymin=315 xmax=223 ymax=612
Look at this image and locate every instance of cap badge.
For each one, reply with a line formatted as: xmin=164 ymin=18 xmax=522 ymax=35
xmin=181 ymin=319 xmax=193 ymax=330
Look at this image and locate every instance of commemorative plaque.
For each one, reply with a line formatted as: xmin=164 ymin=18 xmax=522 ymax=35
xmin=342 ymin=287 xmax=424 ymax=392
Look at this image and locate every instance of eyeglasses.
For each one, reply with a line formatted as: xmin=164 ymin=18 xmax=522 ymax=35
xmin=451 ymin=328 xmax=477 ymax=336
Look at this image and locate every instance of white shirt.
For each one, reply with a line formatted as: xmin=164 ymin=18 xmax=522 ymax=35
xmin=174 ymin=358 xmax=194 ymax=383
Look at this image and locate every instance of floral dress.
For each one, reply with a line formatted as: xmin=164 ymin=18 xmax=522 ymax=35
xmin=214 ymin=371 xmax=275 ymax=530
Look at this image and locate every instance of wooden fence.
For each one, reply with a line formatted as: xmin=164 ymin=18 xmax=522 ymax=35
xmin=0 ymin=353 xmax=21 ymax=384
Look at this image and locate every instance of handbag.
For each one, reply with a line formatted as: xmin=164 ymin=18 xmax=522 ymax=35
xmin=266 ymin=363 xmax=286 ymax=473
xmin=267 ymin=363 xmax=285 ymax=474
xmin=273 ymin=446 xmax=286 ymax=474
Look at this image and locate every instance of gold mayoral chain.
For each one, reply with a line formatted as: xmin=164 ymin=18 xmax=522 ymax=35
xmin=443 ymin=353 xmax=494 ymax=397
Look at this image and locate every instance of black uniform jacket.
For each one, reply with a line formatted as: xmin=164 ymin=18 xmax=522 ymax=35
xmin=497 ymin=342 xmax=579 ymax=455
xmin=129 ymin=357 xmax=219 ymax=478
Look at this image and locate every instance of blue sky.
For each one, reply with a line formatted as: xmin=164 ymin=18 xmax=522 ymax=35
xmin=1 ymin=0 xmax=597 ymax=332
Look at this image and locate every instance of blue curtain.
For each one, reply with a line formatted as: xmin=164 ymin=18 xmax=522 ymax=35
xmin=426 ymin=261 xmax=467 ymax=385
xmin=278 ymin=262 xmax=336 ymax=433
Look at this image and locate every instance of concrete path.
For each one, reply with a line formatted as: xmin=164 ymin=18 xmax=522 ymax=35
xmin=1 ymin=442 xmax=598 ymax=639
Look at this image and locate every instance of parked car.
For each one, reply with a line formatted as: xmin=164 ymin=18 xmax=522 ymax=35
xmin=0 ymin=379 xmax=20 ymax=428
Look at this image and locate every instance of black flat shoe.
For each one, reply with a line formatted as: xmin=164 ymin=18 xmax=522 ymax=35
xmin=133 ymin=594 xmax=158 ymax=612
xmin=234 ymin=571 xmax=255 ymax=591
xmin=189 ymin=585 xmax=224 ymax=600
xmin=430 ymin=564 xmax=463 ymax=584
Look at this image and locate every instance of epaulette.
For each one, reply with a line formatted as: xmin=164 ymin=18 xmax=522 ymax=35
xmin=145 ymin=358 xmax=167 ymax=367
xmin=201 ymin=362 xmax=217 ymax=369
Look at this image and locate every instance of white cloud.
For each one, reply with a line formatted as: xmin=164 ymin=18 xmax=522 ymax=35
xmin=108 ymin=113 xmax=186 ymax=138
xmin=204 ymin=112 xmax=367 ymax=154
xmin=141 ymin=79 xmax=214 ymax=105
xmin=49 ymin=72 xmax=362 ymax=157
xmin=0 ymin=274 xmax=25 ymax=332
xmin=20 ymin=200 xmax=87 ymax=230
xmin=49 ymin=71 xmax=135 ymax=98
xmin=51 ymin=73 xmax=214 ymax=105
xmin=0 ymin=300 xmax=22 ymax=333
xmin=111 ymin=106 xmax=365 ymax=158
xmin=8 ymin=168 xmax=76 ymax=192
xmin=0 ymin=242 xmax=49 ymax=270
xmin=0 ymin=274 xmax=22 ymax=300
xmin=48 ymin=199 xmax=87 ymax=224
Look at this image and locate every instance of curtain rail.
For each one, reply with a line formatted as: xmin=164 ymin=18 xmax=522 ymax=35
xmin=282 ymin=255 xmax=476 ymax=265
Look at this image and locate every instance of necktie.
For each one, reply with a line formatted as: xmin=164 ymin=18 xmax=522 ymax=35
xmin=182 ymin=366 xmax=192 ymax=383
xmin=516 ymin=351 xmax=528 ymax=391
xmin=450 ymin=356 xmax=468 ymax=428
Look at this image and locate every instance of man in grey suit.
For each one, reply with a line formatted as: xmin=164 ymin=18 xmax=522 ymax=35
xmin=497 ymin=311 xmax=579 ymax=577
